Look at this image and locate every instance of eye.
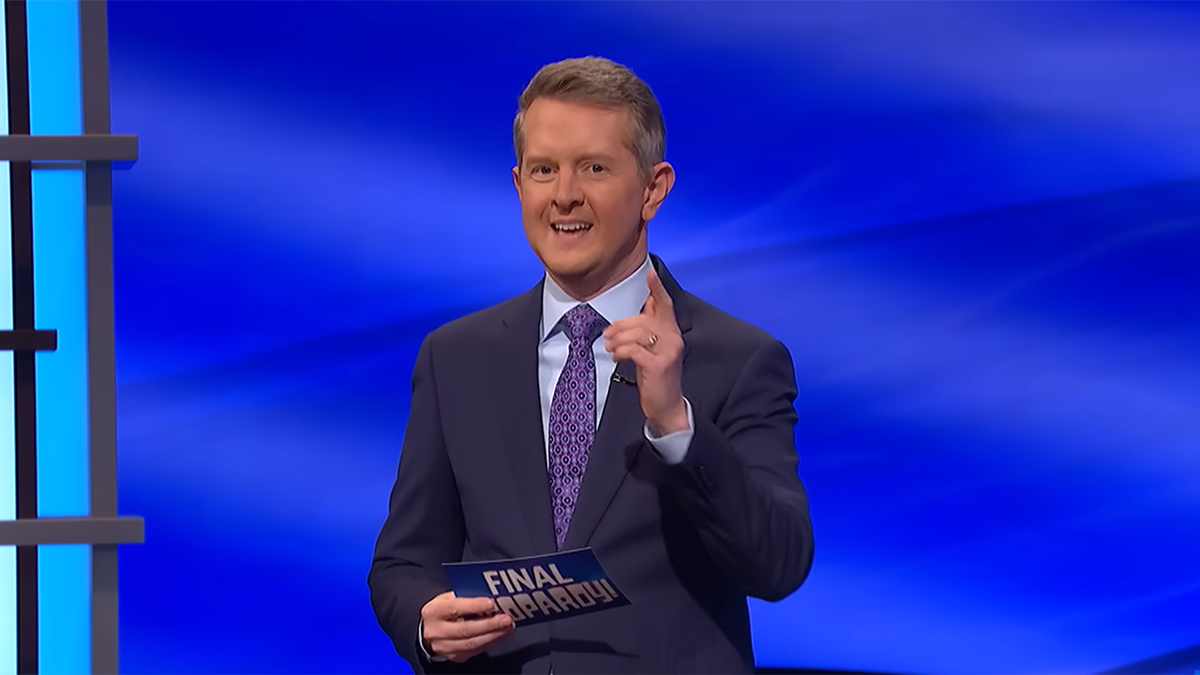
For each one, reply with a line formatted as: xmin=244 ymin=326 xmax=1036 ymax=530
xmin=587 ymin=164 xmax=606 ymax=174
xmin=531 ymin=165 xmax=553 ymax=177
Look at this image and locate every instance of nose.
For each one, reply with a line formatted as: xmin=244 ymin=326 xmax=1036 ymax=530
xmin=551 ymin=171 xmax=584 ymax=212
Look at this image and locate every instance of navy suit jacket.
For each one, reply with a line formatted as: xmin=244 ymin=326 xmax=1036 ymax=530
xmin=369 ymin=256 xmax=814 ymax=674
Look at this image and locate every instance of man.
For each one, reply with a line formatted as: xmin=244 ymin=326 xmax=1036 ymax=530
xmin=369 ymin=57 xmax=814 ymax=674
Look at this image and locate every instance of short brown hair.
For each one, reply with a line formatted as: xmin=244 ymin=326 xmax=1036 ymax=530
xmin=513 ymin=57 xmax=665 ymax=174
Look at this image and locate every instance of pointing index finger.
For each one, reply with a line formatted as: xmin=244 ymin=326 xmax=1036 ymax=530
xmin=647 ymin=266 xmax=673 ymax=311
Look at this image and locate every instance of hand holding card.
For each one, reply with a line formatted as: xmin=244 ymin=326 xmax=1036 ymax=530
xmin=442 ymin=548 xmax=631 ymax=627
xmin=419 ymin=591 xmax=514 ymax=662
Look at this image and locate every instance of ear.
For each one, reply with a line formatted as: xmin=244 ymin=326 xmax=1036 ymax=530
xmin=641 ymin=161 xmax=676 ymax=222
xmin=512 ymin=165 xmax=522 ymax=197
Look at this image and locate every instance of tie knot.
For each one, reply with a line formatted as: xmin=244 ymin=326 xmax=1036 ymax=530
xmin=561 ymin=303 xmax=607 ymax=345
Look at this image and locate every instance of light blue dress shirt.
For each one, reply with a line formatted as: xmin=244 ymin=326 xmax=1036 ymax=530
xmin=539 ymin=256 xmax=694 ymax=464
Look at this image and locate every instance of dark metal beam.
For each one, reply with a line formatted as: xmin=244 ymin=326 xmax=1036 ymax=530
xmin=80 ymin=2 xmax=128 ymax=673
xmin=6 ymin=2 xmax=39 ymax=672
xmin=0 ymin=329 xmax=57 ymax=351
xmin=0 ymin=134 xmax=137 ymax=162
xmin=0 ymin=517 xmax=144 ymax=547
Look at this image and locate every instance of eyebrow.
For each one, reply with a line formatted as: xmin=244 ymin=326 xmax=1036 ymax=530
xmin=523 ymin=154 xmax=619 ymax=167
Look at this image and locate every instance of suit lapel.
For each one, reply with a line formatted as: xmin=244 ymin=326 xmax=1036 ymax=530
xmin=562 ymin=255 xmax=694 ymax=550
xmin=488 ymin=282 xmax=558 ymax=554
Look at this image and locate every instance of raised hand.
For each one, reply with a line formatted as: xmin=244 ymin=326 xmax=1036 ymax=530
xmin=602 ymin=266 xmax=688 ymax=435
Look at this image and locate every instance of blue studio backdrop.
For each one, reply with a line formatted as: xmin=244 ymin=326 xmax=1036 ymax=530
xmin=108 ymin=2 xmax=1200 ymax=674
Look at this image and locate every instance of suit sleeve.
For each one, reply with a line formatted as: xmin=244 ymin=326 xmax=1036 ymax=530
xmin=368 ymin=334 xmax=464 ymax=671
xmin=660 ymin=338 xmax=815 ymax=601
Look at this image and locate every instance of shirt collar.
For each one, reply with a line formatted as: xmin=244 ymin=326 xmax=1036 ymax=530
xmin=541 ymin=256 xmax=652 ymax=342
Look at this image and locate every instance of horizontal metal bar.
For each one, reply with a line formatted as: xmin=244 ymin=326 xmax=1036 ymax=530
xmin=31 ymin=161 xmax=85 ymax=171
xmin=0 ymin=329 xmax=56 ymax=351
xmin=0 ymin=516 xmax=144 ymax=546
xmin=0 ymin=134 xmax=137 ymax=161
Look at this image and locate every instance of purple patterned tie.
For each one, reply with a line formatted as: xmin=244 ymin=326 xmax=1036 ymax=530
xmin=548 ymin=303 xmax=608 ymax=549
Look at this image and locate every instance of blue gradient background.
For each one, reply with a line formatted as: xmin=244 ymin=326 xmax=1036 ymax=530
xmin=107 ymin=2 xmax=1200 ymax=674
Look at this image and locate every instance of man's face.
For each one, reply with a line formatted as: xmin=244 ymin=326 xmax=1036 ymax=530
xmin=513 ymin=98 xmax=672 ymax=298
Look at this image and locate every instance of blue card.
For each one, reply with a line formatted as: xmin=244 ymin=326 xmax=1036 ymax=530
xmin=442 ymin=548 xmax=631 ymax=626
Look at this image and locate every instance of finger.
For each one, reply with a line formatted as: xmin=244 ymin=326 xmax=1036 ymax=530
xmin=604 ymin=333 xmax=662 ymax=357
xmin=435 ymin=624 xmax=516 ymax=661
xmin=440 ymin=620 xmax=514 ymax=649
xmin=421 ymin=591 xmax=458 ymax=622
xmin=647 ymin=266 xmax=673 ymax=311
xmin=452 ymin=611 xmax=512 ymax=640
xmin=604 ymin=314 xmax=651 ymax=338
xmin=609 ymin=343 xmax=656 ymax=365
xmin=429 ymin=597 xmax=495 ymax=622
xmin=446 ymin=596 xmax=499 ymax=619
xmin=606 ymin=325 xmax=676 ymax=353
xmin=603 ymin=325 xmax=655 ymax=348
xmin=426 ymin=611 xmax=512 ymax=641
xmin=640 ymin=291 xmax=658 ymax=317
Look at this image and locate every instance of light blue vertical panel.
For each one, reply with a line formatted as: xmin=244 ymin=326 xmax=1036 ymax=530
xmin=31 ymin=169 xmax=89 ymax=675
xmin=26 ymin=0 xmax=81 ymax=135
xmin=0 ymin=5 xmax=17 ymax=675
xmin=0 ymin=153 xmax=16 ymax=675
xmin=27 ymin=1 xmax=89 ymax=674
xmin=37 ymin=546 xmax=89 ymax=674
xmin=28 ymin=172 xmax=87 ymax=515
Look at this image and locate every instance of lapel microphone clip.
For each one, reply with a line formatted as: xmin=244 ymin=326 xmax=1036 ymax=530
xmin=611 ymin=371 xmax=637 ymax=387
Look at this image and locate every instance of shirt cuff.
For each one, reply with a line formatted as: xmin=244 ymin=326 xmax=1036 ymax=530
xmin=417 ymin=618 xmax=447 ymax=662
xmin=644 ymin=398 xmax=694 ymax=464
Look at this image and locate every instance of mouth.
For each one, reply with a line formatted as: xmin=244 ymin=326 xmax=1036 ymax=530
xmin=551 ymin=221 xmax=593 ymax=236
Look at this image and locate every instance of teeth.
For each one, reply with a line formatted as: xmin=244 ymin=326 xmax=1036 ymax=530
xmin=553 ymin=223 xmax=591 ymax=232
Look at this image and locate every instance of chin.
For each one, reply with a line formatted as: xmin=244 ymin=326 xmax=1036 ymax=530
xmin=539 ymin=248 xmax=599 ymax=279
xmin=544 ymin=258 xmax=598 ymax=281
